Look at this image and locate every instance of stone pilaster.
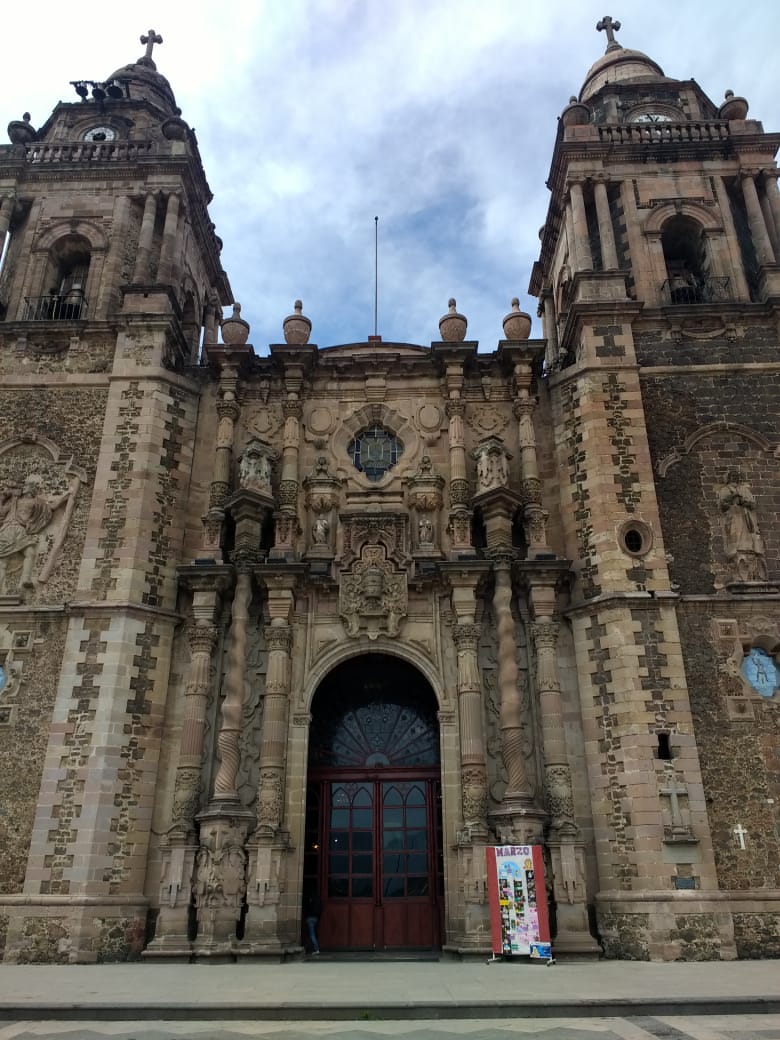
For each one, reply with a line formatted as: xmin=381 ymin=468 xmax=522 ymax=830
xmin=446 ymin=399 xmax=472 ymax=552
xmin=200 ymin=369 xmax=240 ymax=560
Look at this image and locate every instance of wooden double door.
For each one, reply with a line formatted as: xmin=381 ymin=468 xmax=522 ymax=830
xmin=304 ymin=772 xmax=443 ymax=950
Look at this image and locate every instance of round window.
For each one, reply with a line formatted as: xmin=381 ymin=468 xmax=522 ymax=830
xmin=618 ymin=520 xmax=653 ymax=557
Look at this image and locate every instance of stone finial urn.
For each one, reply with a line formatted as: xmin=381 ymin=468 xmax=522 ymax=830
xmin=439 ymin=298 xmax=467 ymax=342
xmin=283 ymin=300 xmax=311 ymax=345
xmin=719 ymin=90 xmax=748 ymax=121
xmin=502 ymin=298 xmax=532 ymax=341
xmin=220 ymin=302 xmax=250 ymax=345
xmin=161 ymin=115 xmax=189 ymax=140
xmin=7 ymin=113 xmax=37 ymax=144
xmin=561 ymin=96 xmax=591 ymax=127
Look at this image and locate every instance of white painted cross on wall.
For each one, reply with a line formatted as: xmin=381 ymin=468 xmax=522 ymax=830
xmin=733 ymin=823 xmax=748 ymax=850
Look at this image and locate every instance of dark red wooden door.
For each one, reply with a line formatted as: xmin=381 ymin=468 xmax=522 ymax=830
xmin=304 ymin=655 xmax=442 ymax=951
xmin=305 ymin=773 xmax=442 ymax=950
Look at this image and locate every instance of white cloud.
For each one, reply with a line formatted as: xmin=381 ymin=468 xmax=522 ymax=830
xmin=2 ymin=0 xmax=778 ymax=349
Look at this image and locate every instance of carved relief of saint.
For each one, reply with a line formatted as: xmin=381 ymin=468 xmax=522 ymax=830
xmin=239 ymin=446 xmax=272 ymax=493
xmin=718 ymin=472 xmax=767 ymax=582
xmin=0 ymin=473 xmax=79 ymax=592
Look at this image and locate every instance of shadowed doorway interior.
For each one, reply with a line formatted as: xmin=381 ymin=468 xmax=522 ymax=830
xmin=304 ymin=655 xmax=443 ymax=951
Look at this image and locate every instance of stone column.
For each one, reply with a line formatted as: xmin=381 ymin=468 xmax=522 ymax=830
xmin=539 ymin=288 xmax=559 ymax=370
xmin=148 ymin=573 xmax=229 ymax=956
xmin=529 ymin=581 xmax=600 ymax=956
xmin=203 ymin=293 xmax=219 ymax=347
xmin=157 ymin=192 xmax=181 ymax=285
xmin=132 ymin=192 xmax=158 ymax=283
xmin=0 ymin=195 xmax=14 ymax=263
xmin=200 ymin=375 xmax=240 ymax=559
xmin=446 ymin=398 xmax=472 ymax=552
xmin=568 ymin=180 xmax=594 ymax=272
xmin=761 ymin=170 xmax=780 ymax=254
xmin=212 ymin=569 xmax=252 ymax=801
xmin=243 ymin=577 xmax=296 ymax=950
xmin=513 ymin=364 xmax=549 ymax=556
xmin=273 ymin=401 xmax=302 ymax=557
xmin=741 ymin=171 xmax=776 ymax=266
xmin=492 ymin=557 xmax=530 ymax=800
xmin=454 ymin=622 xmax=488 ymax=839
xmin=592 ymin=174 xmax=619 ymax=270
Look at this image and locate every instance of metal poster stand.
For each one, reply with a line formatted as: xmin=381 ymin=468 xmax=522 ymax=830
xmin=486 ymin=844 xmax=554 ymax=965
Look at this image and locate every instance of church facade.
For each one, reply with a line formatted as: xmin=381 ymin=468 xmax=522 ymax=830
xmin=0 ymin=21 xmax=778 ymax=963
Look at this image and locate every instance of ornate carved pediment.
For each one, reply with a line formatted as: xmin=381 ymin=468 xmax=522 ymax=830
xmin=340 ymin=511 xmax=409 ymax=568
xmin=339 ymin=545 xmax=408 ymax=640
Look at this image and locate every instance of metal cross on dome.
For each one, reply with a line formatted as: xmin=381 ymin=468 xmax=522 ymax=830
xmin=140 ymin=29 xmax=163 ymax=62
xmin=596 ymin=15 xmax=621 ymax=48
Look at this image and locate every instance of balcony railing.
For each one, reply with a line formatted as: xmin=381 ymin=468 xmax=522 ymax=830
xmin=23 ymin=292 xmax=88 ymax=321
xmin=22 ymin=140 xmax=155 ymax=164
xmin=598 ymin=121 xmax=731 ymax=146
xmin=660 ymin=276 xmax=731 ymax=305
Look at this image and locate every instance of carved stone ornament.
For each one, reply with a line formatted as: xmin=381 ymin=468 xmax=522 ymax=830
xmin=717 ymin=472 xmax=768 ymax=583
xmin=192 ymin=817 xmax=249 ymax=918
xmin=339 ymin=545 xmax=408 ymax=640
xmin=472 ymin=436 xmax=512 ymax=495
xmin=237 ymin=438 xmax=277 ymax=495
xmin=341 ymin=512 xmax=409 ymax=568
xmin=405 ymin=455 xmax=444 ymax=554
xmin=0 ymin=430 xmax=88 ymax=597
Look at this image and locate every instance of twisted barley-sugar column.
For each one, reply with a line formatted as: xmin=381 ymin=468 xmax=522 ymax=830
xmin=171 ymin=620 xmax=218 ymax=832
xmin=213 ymin=570 xmax=252 ymax=799
xmin=255 ymin=623 xmax=293 ymax=834
xmin=454 ymin=623 xmax=488 ymax=832
xmin=492 ymin=558 xmax=530 ymax=795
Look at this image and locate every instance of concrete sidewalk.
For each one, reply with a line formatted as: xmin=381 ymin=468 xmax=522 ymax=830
xmin=0 ymin=960 xmax=779 ymax=1022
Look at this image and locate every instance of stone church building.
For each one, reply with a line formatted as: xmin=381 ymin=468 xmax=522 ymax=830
xmin=0 ymin=19 xmax=778 ymax=963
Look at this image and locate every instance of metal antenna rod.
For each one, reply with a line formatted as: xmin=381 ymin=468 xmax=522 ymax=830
xmin=374 ymin=216 xmax=379 ymax=338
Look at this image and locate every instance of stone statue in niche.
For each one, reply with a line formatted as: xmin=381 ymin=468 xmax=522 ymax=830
xmin=312 ymin=515 xmax=330 ymax=545
xmin=718 ymin=472 xmax=767 ymax=582
xmin=238 ymin=442 xmax=272 ymax=494
xmin=0 ymin=471 xmax=81 ymax=593
xmin=474 ymin=438 xmax=511 ymax=494
xmin=418 ymin=514 xmax=434 ymax=546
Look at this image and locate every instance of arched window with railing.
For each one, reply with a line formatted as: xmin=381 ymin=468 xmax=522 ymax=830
xmin=659 ymin=214 xmax=730 ymax=304
xmin=25 ymin=234 xmax=91 ymax=320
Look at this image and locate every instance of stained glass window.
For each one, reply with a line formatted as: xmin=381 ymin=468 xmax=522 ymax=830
xmin=348 ymin=425 xmax=402 ymax=482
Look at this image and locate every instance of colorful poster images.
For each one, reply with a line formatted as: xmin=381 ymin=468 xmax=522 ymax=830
xmin=486 ymin=844 xmax=551 ymax=957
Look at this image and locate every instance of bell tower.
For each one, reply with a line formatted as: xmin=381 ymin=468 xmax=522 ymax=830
xmin=0 ymin=32 xmax=231 ymax=960
xmin=531 ymin=18 xmax=780 ymax=959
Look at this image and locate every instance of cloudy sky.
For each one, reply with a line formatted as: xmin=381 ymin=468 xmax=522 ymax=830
xmin=1 ymin=1 xmax=776 ymax=351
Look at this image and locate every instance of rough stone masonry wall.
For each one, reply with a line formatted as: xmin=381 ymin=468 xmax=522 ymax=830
xmin=0 ymin=386 xmax=106 ymax=898
xmin=641 ymin=368 xmax=778 ymax=595
xmin=642 ymin=364 xmax=780 ymax=957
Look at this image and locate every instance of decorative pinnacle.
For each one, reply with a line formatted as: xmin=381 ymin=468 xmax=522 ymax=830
xmin=448 ymin=298 xmax=457 ymax=311
xmin=596 ymin=15 xmax=622 ymax=51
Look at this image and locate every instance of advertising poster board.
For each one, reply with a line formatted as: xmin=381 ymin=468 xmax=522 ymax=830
xmin=486 ymin=844 xmax=551 ymax=959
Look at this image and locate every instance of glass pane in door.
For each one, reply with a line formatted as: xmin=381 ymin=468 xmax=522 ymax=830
xmin=381 ymin=781 xmax=430 ymax=898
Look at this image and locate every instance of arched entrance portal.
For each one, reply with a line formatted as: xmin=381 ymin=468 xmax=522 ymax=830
xmin=304 ymin=655 xmax=443 ymax=951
